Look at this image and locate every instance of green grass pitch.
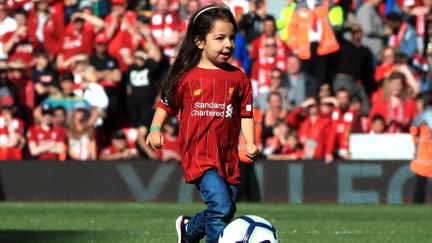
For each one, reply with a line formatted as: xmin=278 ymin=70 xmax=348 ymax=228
xmin=0 ymin=203 xmax=430 ymax=242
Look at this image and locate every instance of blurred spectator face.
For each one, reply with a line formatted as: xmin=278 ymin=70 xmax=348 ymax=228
xmin=264 ymin=38 xmax=277 ymax=57
xmin=41 ymin=113 xmax=53 ymax=126
xmin=319 ymin=84 xmax=331 ymax=98
xmin=371 ymin=118 xmax=386 ymax=133
xmin=389 ymin=78 xmax=403 ymax=97
xmin=112 ymin=137 xmax=127 ymax=151
xmin=60 ymin=79 xmax=74 ymax=96
xmin=263 ymin=19 xmax=276 ymax=36
xmin=307 ymin=100 xmax=318 ymax=116
xmin=7 ymin=67 xmax=24 ymax=81
xmin=163 ymin=123 xmax=176 ymax=136
xmin=133 ymin=52 xmax=146 ymax=66
xmin=111 ymin=3 xmax=126 ymax=16
xmin=187 ymin=0 xmax=200 ymax=16
xmin=53 ymin=108 xmax=66 ymax=126
xmin=34 ymin=54 xmax=49 ymax=69
xmin=73 ymin=18 xmax=85 ymax=31
xmin=36 ymin=0 xmax=49 ymax=12
xmin=424 ymin=0 xmax=432 ymax=8
xmin=350 ymin=25 xmax=363 ymax=43
xmin=336 ymin=90 xmax=351 ymax=112
xmin=286 ymin=133 xmax=298 ymax=149
xmin=156 ymin=0 xmax=169 ymax=14
xmin=274 ymin=122 xmax=289 ymax=138
xmin=95 ymin=43 xmax=107 ymax=54
xmin=319 ymin=102 xmax=333 ymax=116
xmin=71 ymin=109 xmax=87 ymax=125
xmin=1 ymin=106 xmax=13 ymax=117
xmin=371 ymin=0 xmax=382 ymax=6
xmin=14 ymin=12 xmax=27 ymax=26
xmin=350 ymin=96 xmax=363 ymax=112
xmin=382 ymin=47 xmax=395 ymax=65
xmin=287 ymin=56 xmax=300 ymax=75
xmin=270 ymin=69 xmax=282 ymax=88
xmin=268 ymin=93 xmax=282 ymax=110
xmin=0 ymin=3 xmax=6 ymax=20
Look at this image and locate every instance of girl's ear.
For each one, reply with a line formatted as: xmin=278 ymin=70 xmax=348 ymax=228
xmin=195 ymin=36 xmax=205 ymax=50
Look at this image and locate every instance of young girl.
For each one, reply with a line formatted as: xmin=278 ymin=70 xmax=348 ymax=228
xmin=146 ymin=4 xmax=258 ymax=243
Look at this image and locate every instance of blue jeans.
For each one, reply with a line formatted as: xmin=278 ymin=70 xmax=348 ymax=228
xmin=185 ymin=169 xmax=238 ymax=243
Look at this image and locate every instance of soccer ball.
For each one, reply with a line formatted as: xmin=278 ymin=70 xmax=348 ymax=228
xmin=219 ymin=215 xmax=279 ymax=243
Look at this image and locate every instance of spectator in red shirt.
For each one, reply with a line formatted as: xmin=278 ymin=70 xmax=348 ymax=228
xmin=136 ymin=15 xmax=162 ymax=63
xmin=56 ymin=15 xmax=94 ymax=72
xmin=286 ymin=97 xmax=335 ymax=163
xmin=375 ymin=47 xmax=396 ymax=84
xmin=66 ymin=1 xmax=105 ymax=35
xmin=2 ymin=9 xmax=38 ymax=67
xmin=330 ymin=88 xmax=364 ymax=160
xmin=27 ymin=104 xmax=66 ymax=160
xmin=266 ymin=129 xmax=303 ymax=160
xmin=6 ymin=59 xmax=34 ymax=122
xmin=138 ymin=116 xmax=181 ymax=161
xmin=28 ymin=0 xmax=65 ymax=59
xmin=99 ymin=129 xmax=138 ymax=160
xmin=250 ymin=36 xmax=283 ymax=105
xmin=249 ymin=15 xmax=289 ymax=73
xmin=261 ymin=91 xmax=289 ymax=147
xmin=104 ymin=0 xmax=137 ymax=71
xmin=0 ymin=0 xmax=17 ymax=60
xmin=67 ymin=107 xmax=97 ymax=160
xmin=369 ymin=71 xmax=418 ymax=133
xmin=0 ymin=104 xmax=25 ymax=160
xmin=150 ymin=0 xmax=181 ymax=62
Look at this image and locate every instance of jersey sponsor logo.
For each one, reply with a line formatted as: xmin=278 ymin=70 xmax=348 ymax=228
xmin=191 ymin=102 xmax=234 ymax=118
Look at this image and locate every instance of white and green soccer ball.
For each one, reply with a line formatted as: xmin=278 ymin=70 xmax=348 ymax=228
xmin=219 ymin=215 xmax=279 ymax=243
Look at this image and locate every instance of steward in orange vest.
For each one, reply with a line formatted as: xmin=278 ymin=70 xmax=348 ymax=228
xmin=410 ymin=125 xmax=432 ymax=177
xmin=287 ymin=0 xmax=340 ymax=60
xmin=410 ymin=91 xmax=432 ymax=203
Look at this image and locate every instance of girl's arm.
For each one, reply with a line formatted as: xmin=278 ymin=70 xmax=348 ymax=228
xmin=241 ymin=117 xmax=259 ymax=160
xmin=146 ymin=107 xmax=169 ymax=151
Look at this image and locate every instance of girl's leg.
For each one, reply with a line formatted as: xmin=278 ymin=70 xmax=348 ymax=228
xmin=186 ymin=169 xmax=238 ymax=243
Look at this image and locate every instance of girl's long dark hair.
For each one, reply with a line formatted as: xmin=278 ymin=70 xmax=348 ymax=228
xmin=160 ymin=4 xmax=238 ymax=110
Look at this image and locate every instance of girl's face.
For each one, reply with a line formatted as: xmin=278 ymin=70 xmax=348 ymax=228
xmin=197 ymin=19 xmax=235 ymax=68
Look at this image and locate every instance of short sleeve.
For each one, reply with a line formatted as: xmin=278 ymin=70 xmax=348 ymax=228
xmin=157 ymin=82 xmax=183 ymax=115
xmin=238 ymin=72 xmax=253 ymax=118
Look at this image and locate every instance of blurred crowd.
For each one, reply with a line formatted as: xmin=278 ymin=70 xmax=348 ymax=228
xmin=0 ymin=0 xmax=431 ymax=162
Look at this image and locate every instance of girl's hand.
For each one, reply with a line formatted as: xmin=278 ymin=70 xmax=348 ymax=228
xmin=245 ymin=143 xmax=259 ymax=161
xmin=146 ymin=130 xmax=164 ymax=151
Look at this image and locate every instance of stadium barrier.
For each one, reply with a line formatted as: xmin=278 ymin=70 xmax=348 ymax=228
xmin=0 ymin=160 xmax=428 ymax=204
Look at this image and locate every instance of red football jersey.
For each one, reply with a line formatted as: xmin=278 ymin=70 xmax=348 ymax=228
xmin=2 ymin=31 xmax=38 ymax=66
xmin=157 ymin=65 xmax=253 ymax=184
xmin=27 ymin=125 xmax=66 ymax=160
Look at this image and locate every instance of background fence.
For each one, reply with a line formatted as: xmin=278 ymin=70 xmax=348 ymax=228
xmin=0 ymin=160 xmax=428 ymax=204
